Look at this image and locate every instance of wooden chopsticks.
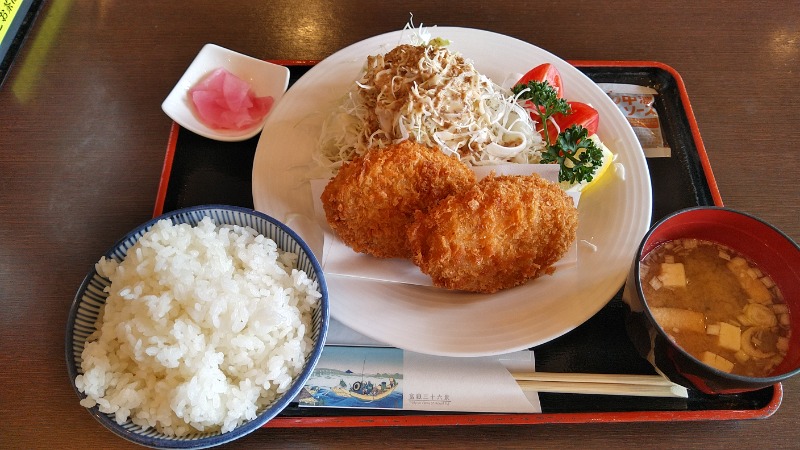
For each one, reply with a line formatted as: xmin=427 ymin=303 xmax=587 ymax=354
xmin=512 ymin=372 xmax=689 ymax=398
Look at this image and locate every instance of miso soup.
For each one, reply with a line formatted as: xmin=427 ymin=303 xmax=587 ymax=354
xmin=640 ymin=238 xmax=790 ymax=377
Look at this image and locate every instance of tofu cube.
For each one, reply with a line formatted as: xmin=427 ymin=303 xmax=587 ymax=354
xmin=701 ymin=351 xmax=735 ymax=373
xmin=659 ymin=263 xmax=686 ymax=288
xmin=718 ymin=322 xmax=742 ymax=352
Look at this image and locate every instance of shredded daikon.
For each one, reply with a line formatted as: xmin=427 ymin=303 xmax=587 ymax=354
xmin=580 ymin=239 xmax=598 ymax=252
xmin=315 ymin=36 xmax=544 ymax=174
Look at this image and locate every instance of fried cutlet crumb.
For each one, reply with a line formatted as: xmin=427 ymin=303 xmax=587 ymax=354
xmin=407 ymin=174 xmax=578 ymax=293
xmin=321 ymin=141 xmax=475 ymax=259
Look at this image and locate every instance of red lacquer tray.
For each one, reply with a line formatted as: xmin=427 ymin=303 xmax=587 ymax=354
xmin=154 ymin=61 xmax=781 ymax=427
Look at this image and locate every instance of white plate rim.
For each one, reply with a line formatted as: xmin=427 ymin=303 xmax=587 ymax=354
xmin=251 ymin=26 xmax=652 ymax=357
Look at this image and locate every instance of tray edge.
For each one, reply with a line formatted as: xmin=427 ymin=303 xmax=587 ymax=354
xmin=151 ymin=60 xmax=780 ymax=427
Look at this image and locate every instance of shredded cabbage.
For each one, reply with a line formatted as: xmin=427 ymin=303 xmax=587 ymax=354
xmin=315 ymin=40 xmax=544 ymax=174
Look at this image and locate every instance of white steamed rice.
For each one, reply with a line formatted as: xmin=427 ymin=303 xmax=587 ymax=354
xmin=74 ymin=216 xmax=321 ymax=436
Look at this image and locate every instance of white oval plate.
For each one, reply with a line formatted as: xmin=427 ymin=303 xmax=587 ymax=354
xmin=252 ymin=27 xmax=652 ymax=357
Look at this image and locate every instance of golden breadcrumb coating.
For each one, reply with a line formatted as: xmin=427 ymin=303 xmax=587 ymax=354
xmin=321 ymin=141 xmax=475 ymax=259
xmin=407 ymin=174 xmax=578 ymax=293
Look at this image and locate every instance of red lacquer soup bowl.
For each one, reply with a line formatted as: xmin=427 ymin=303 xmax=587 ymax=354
xmin=623 ymin=207 xmax=800 ymax=394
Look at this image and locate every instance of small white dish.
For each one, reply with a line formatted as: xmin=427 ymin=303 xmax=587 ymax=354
xmin=162 ymin=43 xmax=290 ymax=142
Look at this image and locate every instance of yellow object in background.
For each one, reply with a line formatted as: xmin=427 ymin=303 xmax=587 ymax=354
xmin=10 ymin=0 xmax=72 ymax=102
xmin=0 ymin=0 xmax=25 ymax=42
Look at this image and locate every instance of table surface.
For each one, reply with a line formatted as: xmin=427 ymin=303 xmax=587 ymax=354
xmin=2 ymin=1 xmax=799 ymax=448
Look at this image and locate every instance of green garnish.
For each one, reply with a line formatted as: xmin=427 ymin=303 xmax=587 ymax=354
xmin=512 ymin=80 xmax=604 ymax=185
xmin=541 ymin=125 xmax=604 ymax=184
xmin=429 ymin=37 xmax=451 ymax=47
xmin=511 ymin=80 xmax=569 ymax=147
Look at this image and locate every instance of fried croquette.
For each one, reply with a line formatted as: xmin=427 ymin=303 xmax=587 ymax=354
xmin=321 ymin=141 xmax=476 ymax=259
xmin=407 ymin=174 xmax=578 ymax=293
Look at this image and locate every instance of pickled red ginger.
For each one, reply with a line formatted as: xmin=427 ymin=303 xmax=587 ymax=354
xmin=188 ymin=68 xmax=274 ymax=130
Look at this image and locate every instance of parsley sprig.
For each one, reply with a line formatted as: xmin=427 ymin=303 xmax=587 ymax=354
xmin=512 ymin=80 xmax=604 ymax=185
xmin=511 ymin=81 xmax=569 ymax=147
xmin=542 ymin=125 xmax=604 ymax=184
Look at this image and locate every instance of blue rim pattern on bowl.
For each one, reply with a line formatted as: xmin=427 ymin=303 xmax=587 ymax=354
xmin=65 ymin=205 xmax=329 ymax=449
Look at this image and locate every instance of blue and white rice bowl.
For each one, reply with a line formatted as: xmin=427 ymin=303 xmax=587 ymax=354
xmin=65 ymin=205 xmax=329 ymax=449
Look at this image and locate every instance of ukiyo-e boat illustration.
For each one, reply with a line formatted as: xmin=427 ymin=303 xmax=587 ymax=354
xmin=300 ymin=347 xmax=404 ymax=409
xmin=331 ymin=361 xmax=399 ymax=401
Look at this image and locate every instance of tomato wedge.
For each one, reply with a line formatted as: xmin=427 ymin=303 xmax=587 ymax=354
xmin=516 ymin=65 xmax=598 ymax=143
xmin=554 ymin=101 xmax=599 ymax=136
xmin=517 ymin=63 xmax=564 ymax=98
xmin=533 ymin=101 xmax=600 ymax=144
